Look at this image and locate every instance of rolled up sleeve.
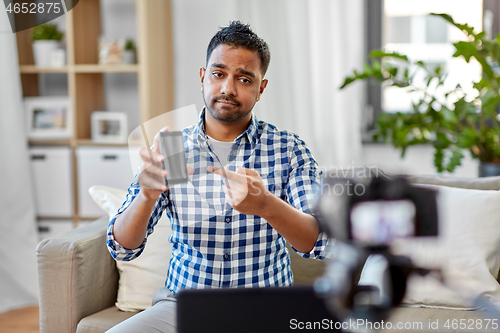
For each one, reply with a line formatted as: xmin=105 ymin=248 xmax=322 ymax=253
xmin=106 ymin=179 xmax=168 ymax=261
xmin=286 ymin=137 xmax=330 ymax=260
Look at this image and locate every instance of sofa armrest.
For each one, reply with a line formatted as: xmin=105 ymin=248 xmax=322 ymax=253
xmin=37 ymin=217 xmax=118 ymax=333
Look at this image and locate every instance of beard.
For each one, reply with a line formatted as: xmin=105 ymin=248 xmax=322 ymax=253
xmin=202 ymin=86 xmax=253 ymax=124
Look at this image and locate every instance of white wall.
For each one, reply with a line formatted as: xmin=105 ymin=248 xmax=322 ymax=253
xmin=100 ymin=0 xmax=140 ymax=134
xmin=0 ymin=4 xmax=39 ymax=313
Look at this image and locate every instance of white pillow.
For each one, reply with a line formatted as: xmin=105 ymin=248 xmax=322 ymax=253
xmin=89 ymin=186 xmax=171 ymax=312
xmin=390 ymin=184 xmax=500 ymax=310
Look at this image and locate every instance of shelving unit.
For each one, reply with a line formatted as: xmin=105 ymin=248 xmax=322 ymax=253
xmin=15 ymin=0 xmax=174 ymax=227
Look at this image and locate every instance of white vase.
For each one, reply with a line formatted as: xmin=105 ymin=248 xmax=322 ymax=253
xmin=122 ymin=50 xmax=136 ymax=64
xmin=32 ymin=40 xmax=59 ymax=67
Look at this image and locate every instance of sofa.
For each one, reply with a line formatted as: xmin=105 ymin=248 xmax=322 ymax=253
xmin=37 ymin=174 xmax=500 ymax=333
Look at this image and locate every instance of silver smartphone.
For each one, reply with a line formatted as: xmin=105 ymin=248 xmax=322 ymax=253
xmin=158 ymin=131 xmax=188 ymax=186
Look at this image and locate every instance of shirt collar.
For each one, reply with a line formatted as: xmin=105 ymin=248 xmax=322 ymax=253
xmin=195 ymin=107 xmax=259 ymax=149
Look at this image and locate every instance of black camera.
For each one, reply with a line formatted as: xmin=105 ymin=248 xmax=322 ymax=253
xmin=315 ymin=175 xmax=438 ymax=247
xmin=313 ymin=175 xmax=439 ymax=324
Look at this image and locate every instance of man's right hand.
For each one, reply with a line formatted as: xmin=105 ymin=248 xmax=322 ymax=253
xmin=137 ymin=127 xmax=170 ymax=200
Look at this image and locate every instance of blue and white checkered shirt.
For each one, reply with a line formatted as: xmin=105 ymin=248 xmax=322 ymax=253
xmin=107 ymin=109 xmax=328 ymax=295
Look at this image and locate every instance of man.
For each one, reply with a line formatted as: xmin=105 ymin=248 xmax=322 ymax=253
xmin=106 ymin=21 xmax=328 ymax=332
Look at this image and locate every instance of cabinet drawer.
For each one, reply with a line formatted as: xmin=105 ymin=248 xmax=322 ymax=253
xmin=77 ymin=146 xmax=140 ymax=218
xmin=38 ymin=220 xmax=74 ymax=242
xmin=29 ymin=147 xmax=73 ymax=217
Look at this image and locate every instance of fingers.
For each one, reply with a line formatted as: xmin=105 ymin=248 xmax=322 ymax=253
xmin=240 ymin=168 xmax=260 ymax=177
xmin=140 ymin=173 xmax=168 ymax=191
xmin=139 ymin=147 xmax=163 ymax=166
xmin=159 ymin=126 xmax=170 ymax=132
xmin=139 ymin=161 xmax=166 ymax=179
xmin=207 ymin=166 xmax=248 ymax=183
xmin=138 ymin=146 xmax=168 ymax=191
xmin=138 ymin=163 xmax=168 ymax=190
xmin=151 ymin=126 xmax=170 ymax=153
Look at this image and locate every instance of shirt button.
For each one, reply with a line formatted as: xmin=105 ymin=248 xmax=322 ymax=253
xmin=225 ymin=218 xmax=230 ymax=223
xmin=224 ymin=254 xmax=229 ymax=259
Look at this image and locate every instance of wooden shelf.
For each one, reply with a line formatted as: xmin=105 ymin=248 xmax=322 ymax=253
xmin=78 ymin=216 xmax=106 ymax=221
xmin=20 ymin=65 xmax=69 ymax=73
xmin=37 ymin=216 xmax=74 ymax=221
xmin=28 ymin=139 xmax=136 ymax=147
xmin=37 ymin=215 xmax=106 ymax=225
xmin=28 ymin=139 xmax=72 ymax=146
xmin=75 ymin=139 xmax=130 ymax=147
xmin=20 ymin=64 xmax=139 ymax=73
xmin=74 ymin=64 xmax=139 ymax=73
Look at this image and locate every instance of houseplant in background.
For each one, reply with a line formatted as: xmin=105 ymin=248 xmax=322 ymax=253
xmin=122 ymin=38 xmax=137 ymax=64
xmin=31 ymin=23 xmax=64 ymax=67
xmin=341 ymin=13 xmax=500 ymax=176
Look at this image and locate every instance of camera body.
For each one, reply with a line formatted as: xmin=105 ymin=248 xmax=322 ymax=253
xmin=313 ymin=175 xmax=438 ymax=324
xmin=315 ymin=175 xmax=438 ymax=246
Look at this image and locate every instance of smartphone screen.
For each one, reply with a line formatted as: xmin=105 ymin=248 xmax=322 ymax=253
xmin=158 ymin=131 xmax=188 ymax=186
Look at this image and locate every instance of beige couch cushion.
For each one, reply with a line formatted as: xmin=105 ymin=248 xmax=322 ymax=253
xmin=76 ymin=307 xmax=137 ymax=333
xmin=391 ymin=185 xmax=500 ymax=309
xmin=405 ymin=174 xmax=500 ymax=190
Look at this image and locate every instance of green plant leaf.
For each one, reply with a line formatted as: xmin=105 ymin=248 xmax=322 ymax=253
xmin=431 ymin=13 xmax=474 ymax=36
xmin=441 ymin=107 xmax=458 ymax=124
xmin=387 ymin=66 xmax=398 ymax=77
xmin=433 ymin=149 xmax=445 ymax=173
xmin=453 ymin=41 xmax=477 ymax=62
xmin=370 ymin=50 xmax=408 ymax=61
xmin=339 ymin=76 xmax=356 ymax=89
xmin=434 ymin=65 xmax=442 ymax=76
xmin=446 ymin=149 xmax=464 ymax=172
xmin=32 ymin=24 xmax=63 ymax=42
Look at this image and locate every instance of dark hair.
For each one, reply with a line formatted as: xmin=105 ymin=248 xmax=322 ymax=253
xmin=206 ymin=21 xmax=271 ymax=76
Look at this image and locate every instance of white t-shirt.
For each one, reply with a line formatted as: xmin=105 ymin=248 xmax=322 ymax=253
xmin=207 ymin=135 xmax=234 ymax=166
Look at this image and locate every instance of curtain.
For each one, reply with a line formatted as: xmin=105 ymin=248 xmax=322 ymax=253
xmin=0 ymin=6 xmax=39 ymax=313
xmin=172 ymin=0 xmax=365 ymax=168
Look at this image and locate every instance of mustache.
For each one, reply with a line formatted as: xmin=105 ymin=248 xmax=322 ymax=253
xmin=213 ymin=96 xmax=241 ymax=106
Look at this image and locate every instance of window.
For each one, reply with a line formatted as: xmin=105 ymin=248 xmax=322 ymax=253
xmin=364 ymin=0 xmax=485 ymax=135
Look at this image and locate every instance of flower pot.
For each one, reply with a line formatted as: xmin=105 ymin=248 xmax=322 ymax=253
xmin=478 ymin=162 xmax=500 ymax=177
xmin=32 ymin=40 xmax=59 ymax=67
xmin=122 ymin=50 xmax=136 ymax=64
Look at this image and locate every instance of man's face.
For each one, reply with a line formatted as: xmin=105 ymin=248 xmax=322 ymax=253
xmin=200 ymin=44 xmax=268 ymax=124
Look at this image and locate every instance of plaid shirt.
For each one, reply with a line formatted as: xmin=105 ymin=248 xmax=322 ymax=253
xmin=107 ymin=109 xmax=328 ymax=295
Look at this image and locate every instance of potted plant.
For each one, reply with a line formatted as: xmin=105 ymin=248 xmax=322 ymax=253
xmin=122 ymin=38 xmax=136 ymax=65
xmin=341 ymin=13 xmax=500 ymax=176
xmin=31 ymin=23 xmax=64 ymax=67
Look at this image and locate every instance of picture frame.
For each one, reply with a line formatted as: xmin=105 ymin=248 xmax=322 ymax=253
xmin=91 ymin=111 xmax=128 ymax=144
xmin=25 ymin=96 xmax=72 ymax=140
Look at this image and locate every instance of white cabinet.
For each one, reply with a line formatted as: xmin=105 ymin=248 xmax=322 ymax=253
xmin=77 ymin=146 xmax=141 ymax=218
xmin=29 ymin=147 xmax=73 ymax=217
xmin=38 ymin=220 xmax=74 ymax=242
